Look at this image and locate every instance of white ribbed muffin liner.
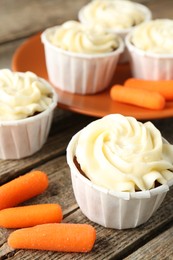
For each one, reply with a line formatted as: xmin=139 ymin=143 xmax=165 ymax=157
xmin=126 ymin=32 xmax=173 ymax=80
xmin=66 ymin=131 xmax=173 ymax=229
xmin=41 ymin=27 xmax=124 ymax=94
xmin=78 ymin=2 xmax=152 ymax=63
xmin=0 ymin=80 xmax=58 ymax=160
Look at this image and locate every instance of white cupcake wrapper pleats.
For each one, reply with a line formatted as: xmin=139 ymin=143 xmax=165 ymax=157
xmin=67 ymin=131 xmax=173 ymax=229
xmin=0 ymin=86 xmax=58 ymax=160
xmin=41 ymin=28 xmax=124 ymax=94
xmin=125 ymin=32 xmax=173 ymax=80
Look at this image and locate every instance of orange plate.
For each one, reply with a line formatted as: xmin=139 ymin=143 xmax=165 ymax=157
xmin=12 ymin=33 xmax=173 ymax=120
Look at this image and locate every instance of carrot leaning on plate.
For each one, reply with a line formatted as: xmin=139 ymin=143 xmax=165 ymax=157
xmin=8 ymin=223 xmax=96 ymax=253
xmin=124 ymin=78 xmax=173 ymax=101
xmin=0 ymin=204 xmax=63 ymax=228
xmin=0 ymin=171 xmax=48 ymax=210
xmin=110 ymin=85 xmax=165 ymax=110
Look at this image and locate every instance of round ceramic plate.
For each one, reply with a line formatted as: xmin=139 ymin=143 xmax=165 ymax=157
xmin=12 ymin=33 xmax=173 ymax=120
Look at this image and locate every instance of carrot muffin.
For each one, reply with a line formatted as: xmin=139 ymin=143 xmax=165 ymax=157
xmin=41 ymin=21 xmax=124 ymax=94
xmin=79 ymin=0 xmax=150 ymax=31
xmin=67 ymin=114 xmax=173 ymax=228
xmin=78 ymin=0 xmax=152 ymax=62
xmin=126 ymin=19 xmax=173 ymax=79
xmin=0 ymin=69 xmax=58 ymax=159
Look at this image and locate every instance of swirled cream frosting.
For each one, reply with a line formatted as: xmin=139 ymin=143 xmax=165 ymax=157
xmin=46 ymin=20 xmax=120 ymax=54
xmin=75 ymin=114 xmax=173 ymax=192
xmin=131 ymin=19 xmax=173 ymax=54
xmin=80 ymin=0 xmax=147 ymax=30
xmin=0 ymin=69 xmax=53 ymax=121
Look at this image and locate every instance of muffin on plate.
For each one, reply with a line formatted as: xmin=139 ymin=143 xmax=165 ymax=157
xmin=78 ymin=0 xmax=152 ymax=62
xmin=0 ymin=69 xmax=58 ymax=159
xmin=126 ymin=19 xmax=173 ymax=80
xmin=67 ymin=114 xmax=173 ymax=229
xmin=41 ymin=20 xmax=124 ymax=94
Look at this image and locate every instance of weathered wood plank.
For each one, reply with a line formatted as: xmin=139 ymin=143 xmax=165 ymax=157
xmin=0 ymin=155 xmax=173 ymax=259
xmin=0 ymin=39 xmax=25 ymax=69
xmin=0 ymin=0 xmax=89 ymax=43
xmin=146 ymin=0 xmax=173 ymax=19
xmin=125 ymin=225 xmax=173 ymax=259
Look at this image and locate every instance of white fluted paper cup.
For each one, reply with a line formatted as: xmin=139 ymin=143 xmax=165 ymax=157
xmin=67 ymin=131 xmax=173 ymax=229
xmin=125 ymin=19 xmax=173 ymax=80
xmin=41 ymin=26 xmax=124 ymax=94
xmin=78 ymin=1 xmax=152 ymax=63
xmin=0 ymin=77 xmax=58 ymax=160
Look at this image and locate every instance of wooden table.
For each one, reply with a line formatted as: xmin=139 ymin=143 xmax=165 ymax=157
xmin=0 ymin=0 xmax=173 ymax=259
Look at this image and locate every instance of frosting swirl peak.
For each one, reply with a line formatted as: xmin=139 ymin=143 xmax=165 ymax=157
xmin=79 ymin=0 xmax=147 ymax=30
xmin=75 ymin=114 xmax=173 ymax=192
xmin=0 ymin=69 xmax=54 ymax=121
xmin=131 ymin=19 xmax=173 ymax=54
xmin=45 ymin=20 xmax=120 ymax=54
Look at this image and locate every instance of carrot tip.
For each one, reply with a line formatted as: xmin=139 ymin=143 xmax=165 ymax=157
xmin=0 ymin=170 xmax=49 ymax=210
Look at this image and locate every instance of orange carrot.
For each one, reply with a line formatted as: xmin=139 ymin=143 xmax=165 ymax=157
xmin=0 ymin=204 xmax=62 ymax=228
xmin=124 ymin=78 xmax=173 ymax=101
xmin=0 ymin=171 xmax=48 ymax=210
xmin=8 ymin=223 xmax=96 ymax=253
xmin=110 ymin=84 xmax=165 ymax=110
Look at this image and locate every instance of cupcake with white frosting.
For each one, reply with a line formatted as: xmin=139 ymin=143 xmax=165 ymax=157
xmin=67 ymin=114 xmax=173 ymax=229
xmin=41 ymin=20 xmax=124 ymax=94
xmin=126 ymin=19 xmax=173 ymax=80
xmin=0 ymin=69 xmax=58 ymax=159
xmin=78 ymin=0 xmax=152 ymax=62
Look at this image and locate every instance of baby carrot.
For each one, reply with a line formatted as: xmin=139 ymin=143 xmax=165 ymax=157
xmin=124 ymin=78 xmax=173 ymax=100
xmin=8 ymin=223 xmax=96 ymax=253
xmin=0 ymin=204 xmax=62 ymax=228
xmin=110 ymin=85 xmax=165 ymax=110
xmin=0 ymin=171 xmax=48 ymax=210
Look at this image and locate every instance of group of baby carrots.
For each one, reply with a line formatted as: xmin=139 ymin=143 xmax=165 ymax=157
xmin=0 ymin=171 xmax=96 ymax=253
xmin=110 ymin=78 xmax=173 ymax=110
